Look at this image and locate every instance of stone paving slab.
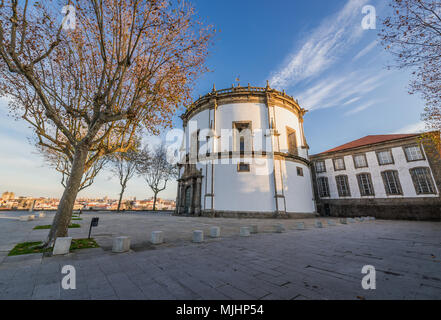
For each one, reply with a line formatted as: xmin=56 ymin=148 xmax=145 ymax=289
xmin=0 ymin=211 xmax=335 ymax=254
xmin=0 ymin=214 xmax=440 ymax=300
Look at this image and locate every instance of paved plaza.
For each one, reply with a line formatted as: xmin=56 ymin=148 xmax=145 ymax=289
xmin=0 ymin=212 xmax=440 ymax=300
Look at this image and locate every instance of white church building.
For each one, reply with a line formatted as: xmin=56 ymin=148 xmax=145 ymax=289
xmin=175 ymin=83 xmax=316 ymax=218
xmin=175 ymin=84 xmax=441 ymax=220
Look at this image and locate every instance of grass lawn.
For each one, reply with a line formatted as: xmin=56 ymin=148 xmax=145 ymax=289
xmin=8 ymin=238 xmax=100 ymax=256
xmin=72 ymin=218 xmax=83 ymax=221
xmin=70 ymin=238 xmax=100 ymax=250
xmin=33 ymin=224 xmax=81 ymax=230
xmin=7 ymin=241 xmax=52 ymax=256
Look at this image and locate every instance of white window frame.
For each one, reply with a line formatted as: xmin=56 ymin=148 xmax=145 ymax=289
xmin=357 ymin=173 xmax=374 ymax=196
xmin=410 ymin=167 xmax=436 ymax=194
xmin=377 ymin=150 xmax=394 ymax=165
xmin=333 ymin=158 xmax=346 ymax=171
xmin=353 ymin=154 xmax=368 ymax=169
xmin=404 ymin=145 xmax=424 ymax=162
xmin=381 ymin=170 xmax=402 ymax=195
xmin=317 ymin=177 xmax=330 ymax=198
xmin=335 ymin=175 xmax=351 ymax=197
xmin=315 ymin=161 xmax=326 ymax=173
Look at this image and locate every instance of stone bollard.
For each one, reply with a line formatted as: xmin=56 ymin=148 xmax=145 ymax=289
xmin=38 ymin=212 xmax=46 ymax=218
xmin=240 ymin=227 xmax=251 ymax=237
xmin=274 ymin=224 xmax=285 ymax=233
xmin=210 ymin=227 xmax=221 ymax=238
xmin=250 ymin=225 xmax=259 ymax=234
xmin=296 ymin=222 xmax=305 ymax=230
xmin=151 ymin=231 xmax=164 ymax=244
xmin=112 ymin=236 xmax=131 ymax=253
xmin=315 ymin=220 xmax=323 ymax=228
xmin=193 ymin=230 xmax=204 ymax=243
xmin=327 ymin=220 xmax=337 ymax=226
xmin=340 ymin=218 xmax=348 ymax=225
xmin=53 ymin=237 xmax=72 ymax=256
xmin=19 ymin=215 xmax=35 ymax=221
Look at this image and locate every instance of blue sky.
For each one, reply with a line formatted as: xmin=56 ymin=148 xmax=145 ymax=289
xmin=0 ymin=0 xmax=428 ymax=200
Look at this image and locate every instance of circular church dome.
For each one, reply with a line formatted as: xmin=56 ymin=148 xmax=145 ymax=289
xmin=176 ymin=83 xmax=315 ymax=218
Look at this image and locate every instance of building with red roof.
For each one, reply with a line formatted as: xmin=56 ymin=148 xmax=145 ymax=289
xmin=310 ymin=132 xmax=441 ymax=220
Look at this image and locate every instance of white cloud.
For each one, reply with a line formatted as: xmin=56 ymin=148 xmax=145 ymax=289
xmin=342 ymin=97 xmax=362 ymax=106
xmin=344 ymin=100 xmax=378 ymax=116
xmin=393 ymin=121 xmax=427 ymax=134
xmin=352 ymin=40 xmax=378 ymax=62
xmin=296 ymin=70 xmax=386 ymax=111
xmin=269 ymin=0 xmax=369 ymax=88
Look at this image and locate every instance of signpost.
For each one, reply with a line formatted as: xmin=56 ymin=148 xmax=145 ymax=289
xmin=88 ymin=217 xmax=99 ymax=239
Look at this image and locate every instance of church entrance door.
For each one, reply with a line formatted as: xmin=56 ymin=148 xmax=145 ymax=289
xmin=184 ymin=186 xmax=192 ymax=214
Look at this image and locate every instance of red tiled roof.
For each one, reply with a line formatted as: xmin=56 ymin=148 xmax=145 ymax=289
xmin=319 ymin=134 xmax=420 ymax=154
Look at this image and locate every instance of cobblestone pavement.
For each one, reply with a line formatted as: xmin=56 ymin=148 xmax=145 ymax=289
xmin=0 ymin=214 xmax=440 ymax=300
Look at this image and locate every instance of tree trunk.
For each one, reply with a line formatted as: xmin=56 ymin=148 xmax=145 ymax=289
xmin=45 ymin=145 xmax=88 ymax=247
xmin=117 ymin=186 xmax=126 ymax=212
xmin=153 ymin=191 xmax=158 ymax=211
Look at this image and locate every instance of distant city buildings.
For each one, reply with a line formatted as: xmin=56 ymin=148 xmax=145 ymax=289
xmin=1 ymin=191 xmax=14 ymax=200
xmin=0 ymin=192 xmax=175 ymax=211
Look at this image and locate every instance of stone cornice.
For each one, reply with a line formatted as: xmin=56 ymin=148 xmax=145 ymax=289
xmin=182 ymin=151 xmax=310 ymax=166
xmin=181 ymin=84 xmax=307 ymax=123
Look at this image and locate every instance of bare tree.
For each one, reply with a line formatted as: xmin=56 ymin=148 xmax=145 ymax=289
xmin=45 ymin=148 xmax=108 ymax=191
xmin=109 ymin=150 xmax=138 ymax=212
xmin=380 ymin=0 xmax=441 ymax=137
xmin=137 ymin=144 xmax=178 ymax=211
xmin=0 ymin=0 xmax=214 ymax=245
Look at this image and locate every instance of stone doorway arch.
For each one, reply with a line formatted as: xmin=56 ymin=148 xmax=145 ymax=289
xmin=176 ymin=164 xmax=203 ymax=216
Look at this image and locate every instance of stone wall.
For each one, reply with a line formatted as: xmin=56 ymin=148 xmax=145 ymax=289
xmin=199 ymin=210 xmax=317 ymax=219
xmin=316 ymin=198 xmax=441 ymax=221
